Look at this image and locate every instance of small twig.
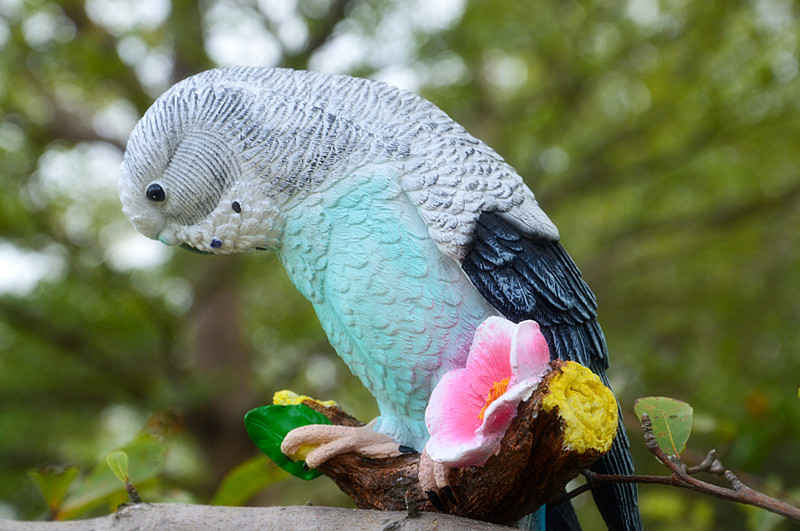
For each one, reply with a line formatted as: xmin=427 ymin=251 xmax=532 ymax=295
xmin=550 ymin=471 xmax=677 ymax=507
xmin=685 ymin=450 xmax=718 ymax=475
xmin=552 ymin=415 xmax=800 ymax=522
xmin=125 ymin=482 xmax=142 ymax=504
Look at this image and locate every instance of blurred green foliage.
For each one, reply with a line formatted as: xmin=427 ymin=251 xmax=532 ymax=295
xmin=0 ymin=0 xmax=798 ymax=528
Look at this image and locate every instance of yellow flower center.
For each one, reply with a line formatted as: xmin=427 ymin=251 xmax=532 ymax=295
xmin=540 ymin=361 xmax=619 ymax=453
xmin=478 ymin=377 xmax=510 ymax=421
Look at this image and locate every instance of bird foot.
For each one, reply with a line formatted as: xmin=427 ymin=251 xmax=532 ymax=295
xmin=280 ymin=421 xmax=403 ymax=469
xmin=418 ymin=449 xmax=459 ymax=509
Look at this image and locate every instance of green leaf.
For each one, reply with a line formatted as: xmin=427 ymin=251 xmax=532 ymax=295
xmin=58 ymin=434 xmax=167 ymax=519
xmin=105 ymin=451 xmax=129 ymax=484
xmin=635 ymin=397 xmax=694 ymax=456
xmin=28 ymin=466 xmax=80 ymax=512
xmin=211 ymin=454 xmax=290 ymax=506
xmin=244 ymin=404 xmax=331 ymax=480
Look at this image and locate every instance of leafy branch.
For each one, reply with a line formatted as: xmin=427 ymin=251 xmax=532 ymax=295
xmin=106 ymin=451 xmax=142 ymax=504
xmin=552 ymin=401 xmax=800 ymax=522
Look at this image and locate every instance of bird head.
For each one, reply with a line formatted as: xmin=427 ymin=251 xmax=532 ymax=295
xmin=119 ymin=72 xmax=286 ymax=254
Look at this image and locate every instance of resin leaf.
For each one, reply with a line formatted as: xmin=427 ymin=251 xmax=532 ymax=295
xmin=244 ymin=404 xmax=331 ymax=480
xmin=634 ymin=396 xmax=693 ymax=455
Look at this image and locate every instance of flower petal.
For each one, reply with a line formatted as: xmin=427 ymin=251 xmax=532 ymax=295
xmin=478 ymin=398 xmax=519 ymax=435
xmin=464 ymin=316 xmax=514 ymax=396
xmin=510 ymin=320 xmax=550 ymax=384
xmin=425 ymin=431 xmax=501 ymax=467
xmin=426 ymin=369 xmax=484 ymax=442
xmin=424 ymin=317 xmax=553 ymax=468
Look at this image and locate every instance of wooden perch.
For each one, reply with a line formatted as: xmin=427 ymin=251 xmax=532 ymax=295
xmin=302 ymin=359 xmax=612 ymax=526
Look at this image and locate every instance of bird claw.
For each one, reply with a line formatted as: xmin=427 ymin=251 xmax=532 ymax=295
xmin=418 ymin=449 xmax=459 ymax=508
xmin=280 ymin=423 xmax=402 ymax=469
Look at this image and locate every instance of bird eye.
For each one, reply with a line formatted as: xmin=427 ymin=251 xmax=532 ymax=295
xmin=231 ymin=201 xmax=241 ymax=213
xmin=145 ymin=183 xmax=166 ymax=202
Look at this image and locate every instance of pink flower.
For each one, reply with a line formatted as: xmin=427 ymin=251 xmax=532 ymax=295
xmin=424 ymin=316 xmax=551 ymax=467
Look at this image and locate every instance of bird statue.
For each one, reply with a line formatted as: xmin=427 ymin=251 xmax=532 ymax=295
xmin=119 ymin=66 xmax=641 ymax=530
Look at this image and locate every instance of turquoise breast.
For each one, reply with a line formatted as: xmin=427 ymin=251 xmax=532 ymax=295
xmin=278 ymin=167 xmax=497 ymax=449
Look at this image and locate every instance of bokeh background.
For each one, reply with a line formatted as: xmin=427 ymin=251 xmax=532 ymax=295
xmin=1 ymin=0 xmax=799 ymax=528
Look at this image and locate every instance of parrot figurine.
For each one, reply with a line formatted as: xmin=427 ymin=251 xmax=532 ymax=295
xmin=119 ymin=67 xmax=642 ymax=530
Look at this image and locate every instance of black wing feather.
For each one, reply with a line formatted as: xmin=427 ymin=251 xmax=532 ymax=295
xmin=463 ymin=212 xmax=605 ymax=351
xmin=461 ymin=212 xmax=642 ymax=531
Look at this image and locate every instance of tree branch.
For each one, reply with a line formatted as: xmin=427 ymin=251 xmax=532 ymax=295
xmin=551 ymin=414 xmax=800 ymax=522
xmin=0 ymin=503 xmax=515 ymax=531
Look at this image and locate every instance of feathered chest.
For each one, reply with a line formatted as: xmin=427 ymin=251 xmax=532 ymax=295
xmin=275 ymin=167 xmax=497 ymax=445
